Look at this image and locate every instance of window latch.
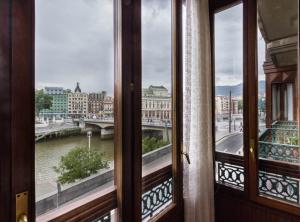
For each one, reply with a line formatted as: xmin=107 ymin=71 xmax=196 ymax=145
xmin=182 ymin=151 xmax=191 ymax=164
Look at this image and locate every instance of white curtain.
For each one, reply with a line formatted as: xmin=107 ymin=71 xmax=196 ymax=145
xmin=183 ymin=0 xmax=215 ymax=221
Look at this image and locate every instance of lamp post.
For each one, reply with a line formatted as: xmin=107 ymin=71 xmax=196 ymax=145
xmin=87 ymin=131 xmax=92 ymax=155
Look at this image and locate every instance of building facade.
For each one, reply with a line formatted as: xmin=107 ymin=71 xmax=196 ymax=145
xmin=142 ymin=85 xmax=171 ymax=122
xmin=103 ymin=96 xmax=114 ymax=118
xmin=68 ymin=83 xmax=88 ymax=118
xmin=88 ymin=91 xmax=106 ymax=116
xmin=40 ymin=87 xmax=68 ymax=119
xmin=215 ymin=95 xmax=239 ymax=115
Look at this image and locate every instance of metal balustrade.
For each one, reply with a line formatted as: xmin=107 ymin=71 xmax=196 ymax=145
xmin=215 ymin=161 xmax=244 ymax=190
xmin=259 ymin=171 xmax=300 ymax=204
xmin=271 ymin=121 xmax=298 ymax=129
xmin=259 ymin=125 xmax=299 ymax=163
xmin=142 ymin=178 xmax=173 ymax=220
xmin=259 ymin=141 xmax=299 ymax=163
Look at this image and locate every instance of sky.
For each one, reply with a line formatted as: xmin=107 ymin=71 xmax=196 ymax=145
xmin=35 ymin=1 xmax=266 ymax=93
xmin=215 ymin=3 xmax=266 ymax=86
xmin=35 ymin=0 xmax=171 ymax=95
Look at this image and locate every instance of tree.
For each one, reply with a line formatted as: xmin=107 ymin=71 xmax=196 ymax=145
xmin=238 ymin=100 xmax=243 ymax=111
xmin=35 ymin=89 xmax=53 ymax=116
xmin=142 ymin=136 xmax=169 ymax=154
xmin=53 ymin=147 xmax=109 ymax=185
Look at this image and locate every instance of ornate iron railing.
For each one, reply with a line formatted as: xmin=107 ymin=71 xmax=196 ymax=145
xmin=259 ymin=171 xmax=300 ymax=204
xmin=272 ymin=121 xmax=298 ymax=129
xmin=142 ymin=178 xmax=173 ymax=220
xmin=259 ymin=127 xmax=299 ymax=163
xmin=259 ymin=141 xmax=299 ymax=163
xmin=215 ymin=161 xmax=244 ymax=190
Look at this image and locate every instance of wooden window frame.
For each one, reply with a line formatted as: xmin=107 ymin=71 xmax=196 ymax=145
xmin=211 ymin=0 xmax=300 ymax=217
xmin=0 ymin=0 xmax=183 ymax=221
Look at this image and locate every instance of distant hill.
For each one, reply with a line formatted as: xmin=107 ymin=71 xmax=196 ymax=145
xmin=215 ymin=80 xmax=265 ymax=97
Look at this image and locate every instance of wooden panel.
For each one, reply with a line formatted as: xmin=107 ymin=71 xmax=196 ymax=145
xmin=11 ymin=0 xmax=35 ymax=221
xmin=215 ymin=193 xmax=300 ymax=222
xmin=0 ymin=0 xmax=12 ymax=221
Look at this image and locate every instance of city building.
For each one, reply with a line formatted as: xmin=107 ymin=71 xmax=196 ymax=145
xmin=215 ymin=95 xmax=239 ymax=115
xmin=40 ymin=87 xmax=68 ymax=119
xmin=88 ymin=91 xmax=106 ymax=116
xmin=142 ymin=85 xmax=171 ymax=121
xmin=68 ymin=82 xmax=88 ymax=118
xmin=103 ymin=96 xmax=114 ymax=118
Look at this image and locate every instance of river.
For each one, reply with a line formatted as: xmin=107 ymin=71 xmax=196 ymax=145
xmin=35 ymin=134 xmax=114 ymax=198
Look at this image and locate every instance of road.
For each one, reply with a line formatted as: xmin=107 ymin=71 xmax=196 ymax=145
xmin=216 ymin=133 xmax=243 ymax=154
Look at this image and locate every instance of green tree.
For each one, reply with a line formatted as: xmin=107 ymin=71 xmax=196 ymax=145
xmin=35 ymin=89 xmax=53 ymax=116
xmin=142 ymin=136 xmax=169 ymax=154
xmin=238 ymin=100 xmax=243 ymax=111
xmin=53 ymin=147 xmax=109 ymax=185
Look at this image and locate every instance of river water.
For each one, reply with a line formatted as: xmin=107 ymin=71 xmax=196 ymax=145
xmin=35 ymin=135 xmax=114 ymax=198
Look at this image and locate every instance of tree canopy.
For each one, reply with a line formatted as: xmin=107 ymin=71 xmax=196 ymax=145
xmin=35 ymin=89 xmax=53 ymax=116
xmin=53 ymin=147 xmax=109 ymax=185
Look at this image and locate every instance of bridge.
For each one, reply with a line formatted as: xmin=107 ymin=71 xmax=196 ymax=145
xmin=73 ymin=118 xmax=172 ymax=141
xmin=35 ymin=119 xmax=173 ymax=142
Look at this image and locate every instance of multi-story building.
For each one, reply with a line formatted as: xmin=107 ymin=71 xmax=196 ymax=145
xmin=45 ymin=87 xmax=64 ymax=95
xmin=68 ymin=82 xmax=88 ymax=118
xmin=142 ymin=85 xmax=171 ymax=121
xmin=88 ymin=91 xmax=106 ymax=116
xmin=40 ymin=87 xmax=68 ymax=119
xmin=103 ymin=96 xmax=114 ymax=118
xmin=215 ymin=95 xmax=239 ymax=115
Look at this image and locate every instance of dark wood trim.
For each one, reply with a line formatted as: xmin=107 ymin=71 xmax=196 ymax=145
xmin=215 ymin=184 xmax=245 ymax=198
xmin=49 ymin=189 xmax=117 ymax=222
xmin=10 ymin=0 xmax=36 ymax=221
xmin=215 ymin=152 xmax=244 ymax=166
xmin=149 ymin=204 xmax=177 ymax=222
xmin=142 ymin=165 xmax=172 ymax=193
xmin=259 ymin=159 xmax=300 ymax=179
xmin=171 ymin=0 xmax=184 ymax=221
xmin=0 ymin=0 xmax=12 ymax=221
xmin=115 ymin=0 xmax=142 ymax=221
xmin=244 ymin=0 xmax=258 ymax=202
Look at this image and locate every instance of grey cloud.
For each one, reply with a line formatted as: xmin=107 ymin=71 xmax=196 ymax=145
xmin=36 ymin=0 xmax=172 ymax=95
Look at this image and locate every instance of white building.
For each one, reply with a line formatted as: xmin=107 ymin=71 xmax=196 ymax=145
xmin=103 ymin=96 xmax=114 ymax=118
xmin=215 ymin=95 xmax=239 ymax=115
xmin=68 ymin=82 xmax=88 ymax=118
xmin=142 ymin=85 xmax=171 ymax=122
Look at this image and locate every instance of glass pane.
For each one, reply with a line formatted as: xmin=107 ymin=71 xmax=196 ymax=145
xmin=214 ymin=4 xmax=244 ymax=156
xmin=141 ymin=0 xmax=173 ymax=220
xmin=257 ymin=0 xmax=299 ymax=205
xmin=35 ymin=0 xmax=114 ymax=217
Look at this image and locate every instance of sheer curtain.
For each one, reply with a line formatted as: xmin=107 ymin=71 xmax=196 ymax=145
xmin=183 ymin=0 xmax=215 ymax=221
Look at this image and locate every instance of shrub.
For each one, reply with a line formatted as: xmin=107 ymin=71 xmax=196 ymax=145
xmin=142 ymin=136 xmax=169 ymax=154
xmin=53 ymin=147 xmax=109 ymax=185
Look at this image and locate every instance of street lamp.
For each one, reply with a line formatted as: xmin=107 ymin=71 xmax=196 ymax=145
xmin=87 ymin=131 xmax=92 ymax=155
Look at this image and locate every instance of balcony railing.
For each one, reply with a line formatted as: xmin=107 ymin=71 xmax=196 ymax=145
xmin=271 ymin=121 xmax=298 ymax=130
xmin=259 ymin=124 xmax=299 ymax=163
xmin=215 ymin=152 xmax=300 ymax=204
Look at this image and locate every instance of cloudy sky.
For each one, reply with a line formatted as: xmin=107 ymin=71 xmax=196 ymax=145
xmin=215 ymin=3 xmax=266 ymax=86
xmin=35 ymin=0 xmax=171 ymax=95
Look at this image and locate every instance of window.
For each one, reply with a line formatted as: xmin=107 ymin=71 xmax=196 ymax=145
xmin=256 ymin=0 xmax=299 ymax=206
xmin=214 ymin=3 xmax=245 ymax=190
xmin=1 ymin=0 xmax=183 ymax=221
xmin=213 ymin=0 xmax=300 ymax=217
xmin=141 ymin=0 xmax=173 ymax=220
xmin=35 ymin=0 xmax=115 ymax=217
